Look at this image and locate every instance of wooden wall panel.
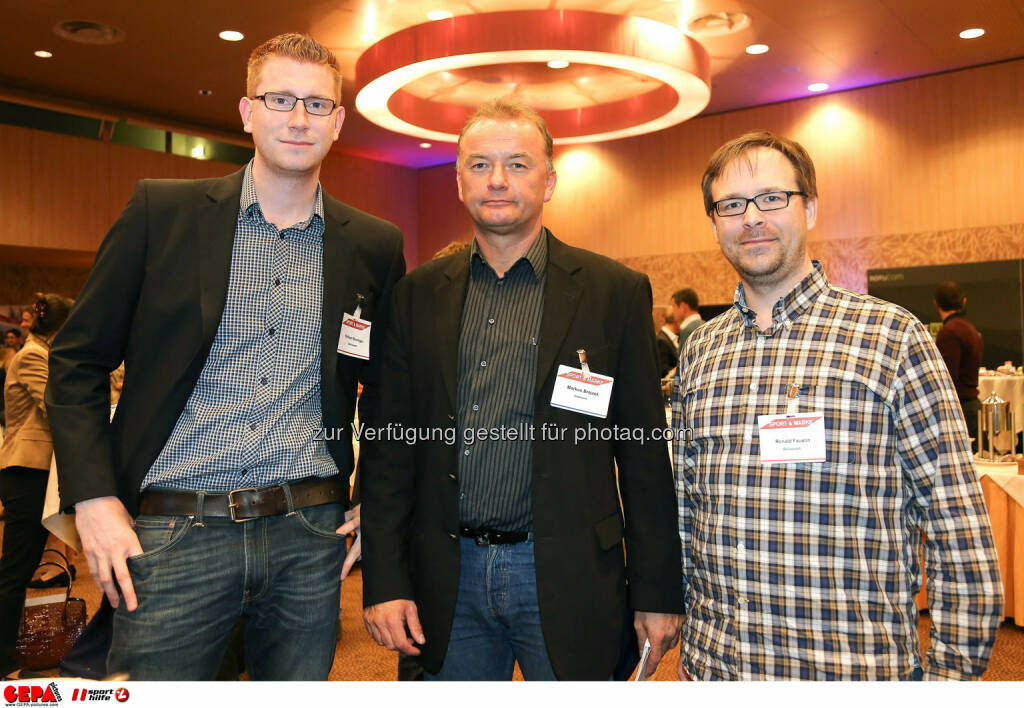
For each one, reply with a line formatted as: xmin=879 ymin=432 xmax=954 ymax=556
xmin=414 ymin=59 xmax=1024 ymax=274
xmin=416 ymin=163 xmax=472 ymax=263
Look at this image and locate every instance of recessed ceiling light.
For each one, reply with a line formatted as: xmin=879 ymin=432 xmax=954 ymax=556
xmin=34 ymin=50 xmax=53 ymax=58
xmin=547 ymin=60 xmax=570 ymax=69
xmin=808 ymin=82 xmax=829 ymax=92
xmin=197 ymin=88 xmax=213 ymax=96
xmin=959 ymin=28 xmax=985 ymax=39
xmin=745 ymin=44 xmax=769 ymax=55
xmin=419 ymin=142 xmax=432 ymax=148
xmin=427 ymin=10 xmax=453 ymax=21
xmin=219 ymin=30 xmax=244 ymax=42
xmin=191 ymin=146 xmax=206 ymax=159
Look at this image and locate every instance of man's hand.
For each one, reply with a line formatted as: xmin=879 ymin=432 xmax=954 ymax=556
xmin=336 ymin=503 xmax=361 ymax=581
xmin=74 ymin=496 xmax=143 ymax=611
xmin=363 ymin=599 xmax=424 ymax=656
xmin=634 ymin=611 xmax=683 ymax=679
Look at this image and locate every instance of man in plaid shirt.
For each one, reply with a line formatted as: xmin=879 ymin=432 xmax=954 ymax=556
xmin=672 ymin=131 xmax=1003 ymax=680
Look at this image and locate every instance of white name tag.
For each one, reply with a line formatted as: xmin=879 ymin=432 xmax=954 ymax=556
xmin=550 ymin=364 xmax=614 ymax=418
xmin=757 ymin=412 xmax=826 ymax=464
xmin=337 ymin=312 xmax=371 ymax=360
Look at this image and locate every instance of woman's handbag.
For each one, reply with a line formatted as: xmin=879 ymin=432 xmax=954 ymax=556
xmin=15 ymin=550 xmax=87 ymax=670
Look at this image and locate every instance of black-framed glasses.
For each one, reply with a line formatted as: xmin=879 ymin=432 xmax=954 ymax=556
xmin=711 ymin=190 xmax=806 ymax=217
xmin=253 ymin=92 xmax=336 ymax=116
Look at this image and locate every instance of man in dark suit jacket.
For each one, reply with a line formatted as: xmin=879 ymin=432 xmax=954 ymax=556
xmin=656 ymin=307 xmax=680 ymax=379
xmin=360 ymin=98 xmax=683 ymax=680
xmin=44 ymin=34 xmax=404 ymax=680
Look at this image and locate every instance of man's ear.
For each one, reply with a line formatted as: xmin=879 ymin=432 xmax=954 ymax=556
xmin=239 ymin=97 xmax=254 ymax=135
xmin=804 ymin=196 xmax=818 ymax=232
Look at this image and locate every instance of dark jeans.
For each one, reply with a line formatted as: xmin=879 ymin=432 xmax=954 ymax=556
xmin=424 ymin=536 xmax=556 ymax=681
xmin=0 ymin=466 xmax=50 ymax=675
xmin=108 ymin=501 xmax=346 ymax=680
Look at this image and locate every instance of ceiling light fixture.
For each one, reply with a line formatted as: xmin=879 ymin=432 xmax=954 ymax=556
xmin=427 ymin=10 xmax=453 ymax=21
xmin=959 ymin=28 xmax=985 ymax=39
xmin=745 ymin=44 xmax=769 ymax=55
xmin=34 ymin=50 xmax=53 ymax=58
xmin=547 ymin=60 xmax=570 ymax=69
xmin=355 ymin=10 xmax=711 ymax=145
xmin=419 ymin=142 xmax=432 ymax=148
xmin=191 ymin=145 xmax=206 ymax=158
xmin=198 ymin=88 xmax=213 ymax=96
xmin=807 ymin=82 xmax=829 ymax=92
xmin=219 ymin=30 xmax=244 ymax=42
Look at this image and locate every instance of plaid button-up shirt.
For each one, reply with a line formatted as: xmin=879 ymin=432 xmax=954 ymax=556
xmin=143 ymin=161 xmax=338 ymax=492
xmin=672 ymin=261 xmax=1002 ymax=680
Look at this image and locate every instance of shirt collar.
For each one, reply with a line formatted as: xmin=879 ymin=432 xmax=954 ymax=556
xmin=471 ymin=228 xmax=549 ymax=281
xmin=733 ymin=260 xmax=829 ymax=329
xmin=239 ymin=160 xmax=324 ymax=229
xmin=679 ymin=312 xmax=702 ymax=329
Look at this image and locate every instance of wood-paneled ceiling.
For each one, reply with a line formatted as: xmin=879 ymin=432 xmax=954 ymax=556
xmin=4 ymin=1 xmax=1023 ymax=167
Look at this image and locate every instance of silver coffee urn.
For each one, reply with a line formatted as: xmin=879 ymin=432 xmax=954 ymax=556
xmin=978 ymin=392 xmax=1016 ymax=460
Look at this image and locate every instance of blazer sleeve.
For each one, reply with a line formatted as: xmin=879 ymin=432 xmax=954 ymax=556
xmin=19 ymin=344 xmax=51 ymax=418
xmin=45 ymin=181 xmax=149 ymax=509
xmin=359 ymin=279 xmax=419 ymax=606
xmin=612 ymin=274 xmax=686 ymax=614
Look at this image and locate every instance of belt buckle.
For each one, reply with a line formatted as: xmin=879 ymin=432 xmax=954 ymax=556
xmin=227 ymin=487 xmax=259 ymax=523
xmin=475 ymin=529 xmax=491 ymax=546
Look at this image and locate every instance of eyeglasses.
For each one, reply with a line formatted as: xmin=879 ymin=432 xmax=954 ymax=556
xmin=253 ymin=92 xmax=337 ymax=116
xmin=711 ymin=190 xmax=806 ymax=217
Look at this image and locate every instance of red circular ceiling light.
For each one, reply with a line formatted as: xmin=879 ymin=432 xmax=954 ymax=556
xmin=355 ymin=10 xmax=711 ymax=145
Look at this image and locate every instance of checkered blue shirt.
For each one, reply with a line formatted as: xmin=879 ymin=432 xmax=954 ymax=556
xmin=143 ymin=161 xmax=338 ymax=492
xmin=672 ymin=261 xmax=1002 ymax=680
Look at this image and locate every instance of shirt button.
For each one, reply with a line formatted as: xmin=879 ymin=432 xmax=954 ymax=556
xmin=743 ymin=432 xmax=752 ymax=443
xmin=472 ymin=404 xmax=479 ymax=411
xmin=279 ymin=233 xmax=285 ymax=240
xmin=748 ymin=383 xmax=757 ymax=392
xmin=488 ymin=318 xmax=495 ymax=325
xmin=737 ymin=542 xmax=746 ymax=552
xmin=268 ymin=327 xmax=276 ymax=336
xmin=260 ymin=376 xmax=268 ymax=385
xmin=274 ymin=278 xmax=281 ymax=286
xmin=249 ymin=423 xmax=257 ymax=431
xmin=448 ymin=532 xmax=458 ymax=541
xmin=463 ymin=449 xmax=470 ymax=456
xmin=737 ymin=487 xmax=747 ymax=497
xmin=480 ymin=360 xmax=487 ymax=367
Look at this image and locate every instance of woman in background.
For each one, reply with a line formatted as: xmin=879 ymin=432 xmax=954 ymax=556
xmin=0 ymin=293 xmax=73 ymax=679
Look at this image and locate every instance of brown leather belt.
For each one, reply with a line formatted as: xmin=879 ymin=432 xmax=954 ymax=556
xmin=138 ymin=477 xmax=346 ymax=522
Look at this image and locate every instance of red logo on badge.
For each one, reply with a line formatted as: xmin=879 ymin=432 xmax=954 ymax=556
xmin=343 ymin=318 xmax=370 ymax=331
xmin=114 ymin=688 xmax=129 ymax=703
xmin=760 ymin=416 xmax=822 ymax=430
xmin=558 ymin=370 xmax=611 ymax=386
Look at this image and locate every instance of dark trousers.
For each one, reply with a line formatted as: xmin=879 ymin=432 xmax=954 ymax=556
xmin=0 ymin=466 xmax=50 ymax=675
xmin=961 ymin=397 xmax=980 ymax=450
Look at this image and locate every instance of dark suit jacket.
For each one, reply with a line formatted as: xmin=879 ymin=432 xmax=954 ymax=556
xmin=656 ymin=329 xmax=679 ymax=378
xmin=45 ymin=168 xmax=404 ymax=515
xmin=360 ymin=231 xmax=683 ymax=680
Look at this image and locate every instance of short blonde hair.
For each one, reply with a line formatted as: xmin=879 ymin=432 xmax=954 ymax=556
xmin=458 ymin=97 xmax=554 ymax=172
xmin=246 ymin=33 xmax=342 ymax=103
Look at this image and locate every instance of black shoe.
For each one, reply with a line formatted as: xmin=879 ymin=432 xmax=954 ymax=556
xmin=27 ymin=565 xmax=76 ymax=589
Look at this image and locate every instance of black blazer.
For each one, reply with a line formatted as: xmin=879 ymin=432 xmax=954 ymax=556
xmin=360 ymin=231 xmax=683 ymax=680
xmin=656 ymin=329 xmax=679 ymax=378
xmin=45 ymin=168 xmax=404 ymax=515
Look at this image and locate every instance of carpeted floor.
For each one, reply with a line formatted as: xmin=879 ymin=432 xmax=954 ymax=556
xmin=8 ymin=538 xmax=1022 ymax=681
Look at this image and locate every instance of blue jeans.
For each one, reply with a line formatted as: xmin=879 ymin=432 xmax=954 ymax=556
xmin=425 ymin=536 xmax=556 ymax=681
xmin=108 ymin=500 xmax=346 ymax=680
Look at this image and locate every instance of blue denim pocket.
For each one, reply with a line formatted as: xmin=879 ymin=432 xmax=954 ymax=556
xmin=293 ymin=503 xmax=346 ymax=541
xmin=129 ymin=514 xmax=195 ymax=564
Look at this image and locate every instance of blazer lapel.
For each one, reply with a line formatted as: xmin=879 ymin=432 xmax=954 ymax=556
xmin=535 ymin=233 xmax=583 ymax=396
xmin=435 ymin=251 xmax=471 ymax=412
xmin=197 ymin=169 xmax=246 ymax=350
xmin=321 ymin=198 xmax=355 ymax=401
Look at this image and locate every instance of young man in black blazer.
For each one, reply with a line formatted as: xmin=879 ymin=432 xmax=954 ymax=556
xmin=45 ymin=33 xmax=404 ymax=680
xmin=361 ymin=98 xmax=682 ymax=680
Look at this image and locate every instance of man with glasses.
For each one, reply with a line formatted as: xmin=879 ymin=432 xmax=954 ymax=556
xmin=46 ymin=33 xmax=404 ymax=679
xmin=672 ymin=131 xmax=1002 ymax=680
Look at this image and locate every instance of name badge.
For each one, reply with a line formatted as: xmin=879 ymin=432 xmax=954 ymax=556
xmin=757 ymin=412 xmax=826 ymax=464
xmin=550 ymin=365 xmax=614 ymax=418
xmin=337 ymin=313 xmax=371 ymax=360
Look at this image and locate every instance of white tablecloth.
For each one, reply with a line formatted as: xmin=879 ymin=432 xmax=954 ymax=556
xmin=978 ymin=374 xmax=1024 ymax=434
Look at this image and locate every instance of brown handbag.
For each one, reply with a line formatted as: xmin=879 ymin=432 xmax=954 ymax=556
xmin=15 ymin=551 xmax=87 ymax=670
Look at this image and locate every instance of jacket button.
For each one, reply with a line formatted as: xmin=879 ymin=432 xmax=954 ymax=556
xmin=448 ymin=473 xmax=456 ymax=481
xmin=448 ymin=532 xmax=458 ymax=541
